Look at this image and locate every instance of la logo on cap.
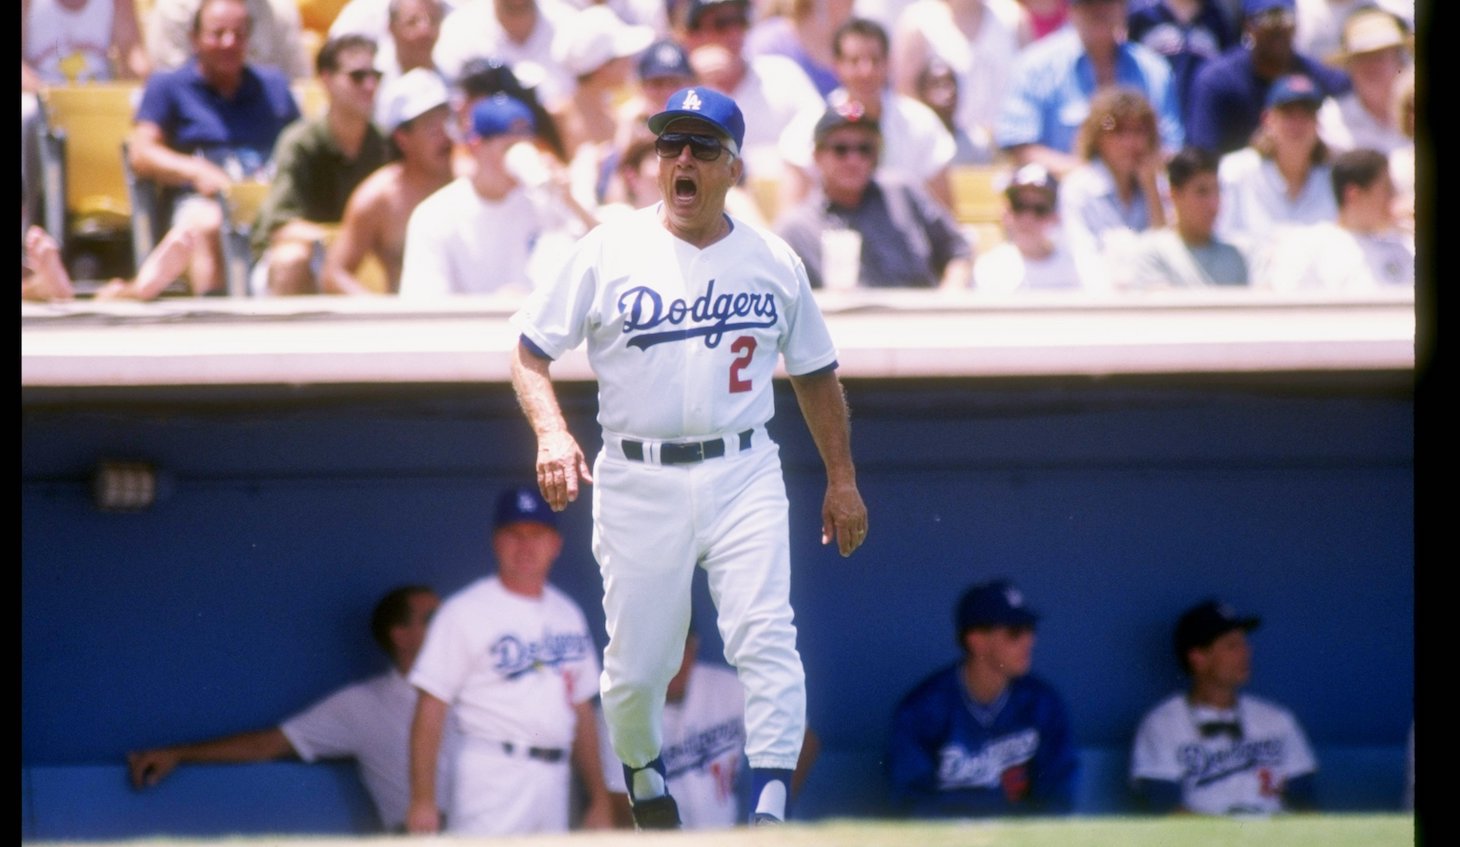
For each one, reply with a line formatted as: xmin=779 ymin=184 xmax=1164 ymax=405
xmin=682 ymin=89 xmax=703 ymax=111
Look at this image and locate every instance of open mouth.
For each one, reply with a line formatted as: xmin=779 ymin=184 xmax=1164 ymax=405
xmin=674 ymin=176 xmax=698 ymax=200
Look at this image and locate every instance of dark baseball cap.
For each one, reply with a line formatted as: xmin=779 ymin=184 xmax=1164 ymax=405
xmin=813 ymin=99 xmax=879 ymax=144
xmin=638 ymin=38 xmax=694 ymax=82
xmin=684 ymin=0 xmax=749 ymax=29
xmin=956 ymin=579 xmax=1039 ymax=632
xmin=493 ymin=485 xmax=557 ymax=531
xmin=1174 ymin=599 xmax=1261 ymax=668
xmin=648 ymin=86 xmax=746 ymax=154
xmin=1265 ymin=74 xmax=1325 ymax=110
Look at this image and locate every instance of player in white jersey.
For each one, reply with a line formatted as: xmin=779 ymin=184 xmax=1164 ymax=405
xmin=510 ymin=85 xmax=868 ymax=830
xmin=126 ymin=585 xmax=454 ymax=833
xmin=1129 ymin=599 xmax=1319 ymax=816
xmin=405 ymin=486 xmax=614 ymax=835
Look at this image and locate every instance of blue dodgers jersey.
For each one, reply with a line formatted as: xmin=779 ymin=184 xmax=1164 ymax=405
xmin=886 ymin=663 xmax=1078 ymax=817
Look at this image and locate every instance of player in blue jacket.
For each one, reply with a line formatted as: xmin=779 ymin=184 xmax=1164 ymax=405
xmin=886 ymin=579 xmax=1078 ymax=817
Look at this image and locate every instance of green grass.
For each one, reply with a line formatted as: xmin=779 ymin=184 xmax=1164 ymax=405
xmin=26 ymin=815 xmax=1417 ymax=847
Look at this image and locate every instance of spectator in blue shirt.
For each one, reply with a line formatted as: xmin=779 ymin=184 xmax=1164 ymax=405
xmin=125 ymin=0 xmax=300 ymax=296
xmin=1184 ymin=0 xmax=1349 ymax=156
xmin=995 ymin=0 xmax=1184 ymax=180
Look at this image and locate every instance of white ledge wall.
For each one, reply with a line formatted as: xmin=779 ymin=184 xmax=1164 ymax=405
xmin=21 ymin=289 xmax=1417 ymax=388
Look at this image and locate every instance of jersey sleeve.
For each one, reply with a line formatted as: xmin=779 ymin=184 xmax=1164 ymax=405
xmin=280 ymin=683 xmax=365 ymax=763
xmin=1027 ymin=683 xmax=1078 ymax=813
xmin=1278 ymin=709 xmax=1318 ymax=779
xmin=510 ymin=225 xmax=602 ymax=360
xmin=776 ymin=245 xmax=839 ymax=376
xmin=884 ymin=683 xmax=944 ymax=814
xmin=406 ymin=600 xmax=473 ymax=704
xmin=1129 ymin=700 xmax=1184 ymax=782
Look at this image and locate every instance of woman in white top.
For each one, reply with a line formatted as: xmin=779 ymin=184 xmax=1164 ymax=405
xmin=1214 ymin=73 xmax=1337 ymax=271
xmin=1057 ymin=86 xmax=1169 ymax=289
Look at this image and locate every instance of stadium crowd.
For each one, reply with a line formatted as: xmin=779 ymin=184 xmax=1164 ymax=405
xmin=22 ymin=0 xmax=1417 ymax=300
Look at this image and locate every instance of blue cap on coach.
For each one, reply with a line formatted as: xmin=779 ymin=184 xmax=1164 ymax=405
xmin=648 ymin=86 xmax=745 ymax=155
xmin=470 ymin=93 xmax=536 ymax=140
xmin=956 ymin=579 xmax=1039 ymax=633
xmin=493 ymin=485 xmax=557 ymax=531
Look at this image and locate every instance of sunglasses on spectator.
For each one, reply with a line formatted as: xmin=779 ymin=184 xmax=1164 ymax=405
xmin=694 ymin=13 xmax=749 ymax=32
xmin=824 ymin=142 xmax=876 ymax=159
xmin=655 ymin=132 xmax=729 ymax=161
xmin=345 ymin=68 xmax=383 ymax=85
xmin=1010 ymin=199 xmax=1054 ymax=217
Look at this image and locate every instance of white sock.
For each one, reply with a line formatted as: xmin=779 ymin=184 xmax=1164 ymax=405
xmin=632 ymin=768 xmax=666 ymax=801
xmin=754 ymin=779 xmax=788 ymax=819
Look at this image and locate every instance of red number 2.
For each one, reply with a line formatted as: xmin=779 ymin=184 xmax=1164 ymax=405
xmin=729 ymin=336 xmax=756 ymax=393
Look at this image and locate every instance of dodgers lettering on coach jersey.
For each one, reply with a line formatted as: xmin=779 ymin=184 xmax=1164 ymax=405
xmin=1130 ymin=693 xmax=1317 ymax=815
xmin=410 ymin=576 xmax=600 ymax=749
xmin=511 ymin=205 xmax=838 ymax=440
xmin=886 ymin=664 xmax=1077 ymax=817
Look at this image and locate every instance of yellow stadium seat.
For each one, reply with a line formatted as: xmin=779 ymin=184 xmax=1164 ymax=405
xmin=948 ymin=164 xmax=1008 ymax=229
xmin=39 ymin=82 xmax=143 ymax=233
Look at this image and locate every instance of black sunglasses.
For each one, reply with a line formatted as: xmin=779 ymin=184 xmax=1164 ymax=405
xmin=826 ymin=142 xmax=876 ymax=159
xmin=1011 ymin=200 xmax=1054 ymax=217
xmin=655 ymin=132 xmax=728 ymax=161
xmin=346 ymin=68 xmax=383 ymax=85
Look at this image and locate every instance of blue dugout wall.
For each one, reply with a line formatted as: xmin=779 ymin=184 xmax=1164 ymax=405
xmin=21 ymin=368 xmax=1414 ymax=838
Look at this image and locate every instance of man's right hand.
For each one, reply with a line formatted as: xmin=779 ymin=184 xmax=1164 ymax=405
xmin=127 ymin=748 xmax=181 ymax=788
xmin=535 ymin=429 xmax=592 ymax=511
xmin=190 ymin=161 xmax=233 ymax=198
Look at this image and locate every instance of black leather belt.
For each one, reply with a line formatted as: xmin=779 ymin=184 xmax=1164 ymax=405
xmin=622 ymin=430 xmax=754 ymax=465
xmin=500 ymin=742 xmax=566 ymax=763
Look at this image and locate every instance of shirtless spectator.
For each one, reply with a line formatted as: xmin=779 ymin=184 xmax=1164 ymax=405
xmin=322 ymin=67 xmax=454 ymax=294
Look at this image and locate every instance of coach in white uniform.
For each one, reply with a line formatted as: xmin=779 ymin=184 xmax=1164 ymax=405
xmin=1129 ymin=598 xmax=1319 ymax=815
xmin=405 ymin=486 xmax=614 ymax=835
xmin=510 ymin=86 xmax=868 ymax=829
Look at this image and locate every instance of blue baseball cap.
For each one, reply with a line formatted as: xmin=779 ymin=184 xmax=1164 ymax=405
xmin=470 ymin=93 xmax=536 ymax=140
xmin=1265 ymin=73 xmax=1325 ymax=110
xmin=648 ymin=86 xmax=745 ymax=155
xmin=956 ymin=579 xmax=1039 ymax=632
xmin=637 ymin=38 xmax=694 ymax=82
xmin=493 ymin=485 xmax=557 ymax=531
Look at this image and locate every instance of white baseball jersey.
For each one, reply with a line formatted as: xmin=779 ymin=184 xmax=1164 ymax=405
xmin=511 ymin=205 xmax=839 ymax=440
xmin=598 ymin=662 xmax=748 ymax=828
xmin=1129 ymin=692 xmax=1318 ymax=816
xmin=398 ymin=178 xmax=544 ymax=298
xmin=410 ymin=575 xmax=599 ymax=748
xmin=409 ymin=575 xmax=599 ymax=834
xmin=281 ymin=670 xmax=460 ymax=831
